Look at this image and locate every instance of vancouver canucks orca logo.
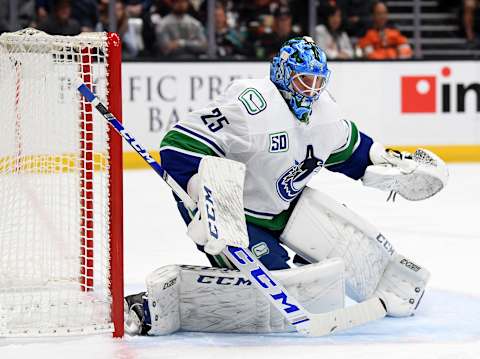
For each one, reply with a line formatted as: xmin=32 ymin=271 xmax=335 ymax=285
xmin=276 ymin=145 xmax=323 ymax=202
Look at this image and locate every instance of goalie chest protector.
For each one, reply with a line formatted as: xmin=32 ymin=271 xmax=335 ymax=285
xmin=177 ymin=78 xmax=354 ymax=223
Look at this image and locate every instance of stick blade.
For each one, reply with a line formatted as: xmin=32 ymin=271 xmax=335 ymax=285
xmin=305 ymin=297 xmax=386 ymax=336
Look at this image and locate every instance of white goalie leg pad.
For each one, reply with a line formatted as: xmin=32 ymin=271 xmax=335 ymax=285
xmin=280 ymin=187 xmax=394 ymax=302
xmin=145 ymin=259 xmax=345 ymax=335
xmin=374 ymin=254 xmax=430 ymax=317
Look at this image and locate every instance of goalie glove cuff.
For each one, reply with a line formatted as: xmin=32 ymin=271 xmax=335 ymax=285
xmin=369 ymin=142 xmax=390 ymax=165
xmin=369 ymin=142 xmax=417 ymax=172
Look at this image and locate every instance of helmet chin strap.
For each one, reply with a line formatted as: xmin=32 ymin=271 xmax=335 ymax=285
xmin=279 ymin=89 xmax=315 ymax=123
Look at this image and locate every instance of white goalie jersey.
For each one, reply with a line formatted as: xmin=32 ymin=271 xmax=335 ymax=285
xmin=160 ymin=77 xmax=363 ymax=230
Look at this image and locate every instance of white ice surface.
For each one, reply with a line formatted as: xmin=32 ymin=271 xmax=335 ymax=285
xmin=1 ymin=164 xmax=479 ymax=358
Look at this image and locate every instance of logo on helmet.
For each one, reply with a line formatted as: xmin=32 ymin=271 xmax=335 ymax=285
xmin=270 ymin=37 xmax=331 ymax=122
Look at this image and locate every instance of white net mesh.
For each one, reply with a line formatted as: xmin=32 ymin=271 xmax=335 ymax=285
xmin=0 ymin=29 xmax=114 ymax=336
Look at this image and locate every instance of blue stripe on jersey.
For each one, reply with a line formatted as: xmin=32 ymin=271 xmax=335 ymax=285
xmin=327 ymin=132 xmax=373 ymax=180
xmin=244 ymin=208 xmax=275 ymax=219
xmin=159 ymin=147 xmax=202 ymax=192
xmin=174 ymin=124 xmax=226 ymax=157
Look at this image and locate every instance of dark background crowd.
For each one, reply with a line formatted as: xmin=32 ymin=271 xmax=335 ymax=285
xmin=0 ymin=0 xmax=478 ymax=60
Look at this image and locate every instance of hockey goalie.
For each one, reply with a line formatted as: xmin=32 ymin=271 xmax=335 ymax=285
xmin=124 ymin=37 xmax=448 ymax=336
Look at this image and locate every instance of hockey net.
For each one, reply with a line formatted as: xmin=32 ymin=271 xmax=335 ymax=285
xmin=0 ymin=29 xmax=123 ymax=337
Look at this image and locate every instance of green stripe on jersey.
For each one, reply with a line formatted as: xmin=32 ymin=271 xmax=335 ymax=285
xmin=162 ymin=129 xmax=297 ymax=232
xmin=160 ymin=130 xmax=219 ymax=157
xmin=246 ymin=207 xmax=293 ymax=232
xmin=325 ymin=120 xmax=360 ymax=166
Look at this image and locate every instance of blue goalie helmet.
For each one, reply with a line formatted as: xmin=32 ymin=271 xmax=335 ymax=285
xmin=270 ymin=36 xmax=331 ymax=122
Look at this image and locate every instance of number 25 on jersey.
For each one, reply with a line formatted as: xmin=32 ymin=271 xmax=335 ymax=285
xmin=201 ymin=108 xmax=230 ymax=132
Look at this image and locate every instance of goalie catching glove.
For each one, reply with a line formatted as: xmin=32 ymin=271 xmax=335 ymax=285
xmin=363 ymin=143 xmax=449 ymax=201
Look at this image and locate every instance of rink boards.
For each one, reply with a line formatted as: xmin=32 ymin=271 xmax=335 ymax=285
xmin=116 ymin=60 xmax=480 ymax=166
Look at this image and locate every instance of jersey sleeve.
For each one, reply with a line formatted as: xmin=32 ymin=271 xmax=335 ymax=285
xmin=324 ymin=119 xmax=374 ymax=180
xmin=160 ymin=82 xmax=250 ymax=192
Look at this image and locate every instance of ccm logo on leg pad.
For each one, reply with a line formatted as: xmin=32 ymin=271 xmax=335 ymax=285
xmin=400 ymin=258 xmax=421 ymax=272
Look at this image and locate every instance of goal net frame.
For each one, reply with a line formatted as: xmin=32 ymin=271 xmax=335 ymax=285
xmin=0 ymin=29 xmax=124 ymax=338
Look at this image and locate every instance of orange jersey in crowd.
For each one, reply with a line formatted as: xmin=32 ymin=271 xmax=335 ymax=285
xmin=358 ymin=27 xmax=413 ymax=60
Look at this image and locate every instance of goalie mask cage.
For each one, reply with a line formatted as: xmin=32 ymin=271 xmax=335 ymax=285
xmin=0 ymin=29 xmax=124 ymax=337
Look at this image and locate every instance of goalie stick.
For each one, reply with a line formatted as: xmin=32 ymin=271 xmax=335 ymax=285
xmin=77 ymin=81 xmax=386 ymax=336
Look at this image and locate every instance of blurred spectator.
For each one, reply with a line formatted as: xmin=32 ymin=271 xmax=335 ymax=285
xmin=317 ymin=0 xmax=373 ymax=37
xmin=71 ymin=0 xmax=98 ymax=32
xmin=140 ymin=0 xmax=167 ymax=57
xmin=344 ymin=0 xmax=374 ymax=37
xmin=197 ymin=0 xmax=243 ymax=29
xmin=237 ymin=0 xmax=283 ymax=40
xmin=318 ymin=0 xmax=347 ymax=24
xmin=36 ymin=0 xmax=53 ymax=25
xmin=315 ymin=6 xmax=353 ymax=59
xmin=124 ymin=0 xmax=152 ymax=18
xmin=150 ymin=0 xmax=174 ymax=18
xmin=215 ymin=2 xmax=247 ymax=58
xmin=187 ymin=0 xmax=205 ymax=22
xmin=464 ymin=0 xmax=480 ymax=45
xmin=254 ymin=6 xmax=296 ymax=59
xmin=289 ymin=0 xmax=308 ymax=34
xmin=358 ymin=1 xmax=412 ymax=60
xmin=0 ymin=0 xmax=35 ymax=34
xmin=155 ymin=0 xmax=207 ymax=58
xmin=37 ymin=0 xmax=81 ymax=36
xmin=96 ymin=0 xmax=140 ymax=59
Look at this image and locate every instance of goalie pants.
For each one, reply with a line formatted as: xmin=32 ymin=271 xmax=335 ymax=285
xmin=176 ymin=201 xmax=291 ymax=270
